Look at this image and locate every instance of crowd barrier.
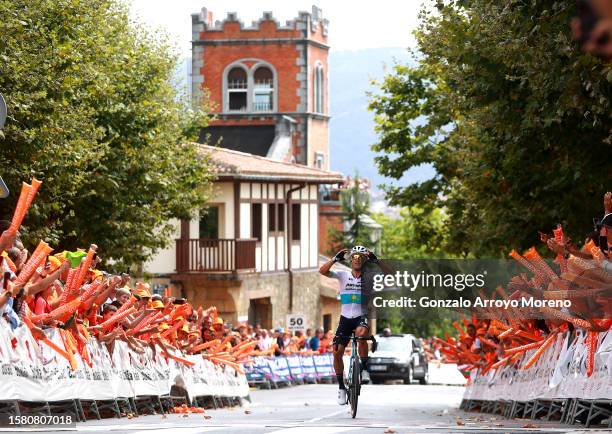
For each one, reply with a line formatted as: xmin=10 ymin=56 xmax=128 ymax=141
xmin=246 ymin=353 xmax=467 ymax=387
xmin=461 ymin=329 xmax=612 ymax=427
xmin=245 ymin=353 xmax=335 ymax=388
xmin=0 ymin=321 xmax=249 ymax=419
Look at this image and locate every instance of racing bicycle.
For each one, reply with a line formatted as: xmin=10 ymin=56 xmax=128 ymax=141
xmin=341 ymin=333 xmax=377 ymax=418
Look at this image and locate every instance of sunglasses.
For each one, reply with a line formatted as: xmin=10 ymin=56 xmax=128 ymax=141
xmin=351 ymin=254 xmax=365 ymax=260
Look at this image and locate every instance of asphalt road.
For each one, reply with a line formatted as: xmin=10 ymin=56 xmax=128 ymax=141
xmin=8 ymin=384 xmax=595 ymax=434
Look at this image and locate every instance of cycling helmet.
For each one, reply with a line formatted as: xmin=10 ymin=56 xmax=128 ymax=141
xmin=350 ymin=245 xmax=368 ymax=255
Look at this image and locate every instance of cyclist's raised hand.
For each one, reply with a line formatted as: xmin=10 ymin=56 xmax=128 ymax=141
xmin=333 ymin=249 xmax=348 ymax=263
xmin=366 ymin=250 xmax=379 ymax=263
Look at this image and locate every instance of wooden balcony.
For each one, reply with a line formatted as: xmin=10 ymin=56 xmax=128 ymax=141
xmin=175 ymin=238 xmax=257 ymax=273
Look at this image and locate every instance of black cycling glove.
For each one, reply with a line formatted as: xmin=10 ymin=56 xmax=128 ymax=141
xmin=367 ymin=251 xmax=379 ymax=264
xmin=333 ymin=250 xmax=346 ymax=263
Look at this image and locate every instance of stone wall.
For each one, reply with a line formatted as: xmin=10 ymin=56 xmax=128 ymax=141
xmin=176 ymin=269 xmax=337 ymax=330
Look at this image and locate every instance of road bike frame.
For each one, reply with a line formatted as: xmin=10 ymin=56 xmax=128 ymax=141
xmin=339 ymin=333 xmax=376 ymax=418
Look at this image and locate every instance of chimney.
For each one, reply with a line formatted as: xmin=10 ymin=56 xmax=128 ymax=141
xmin=201 ymin=7 xmax=213 ymax=27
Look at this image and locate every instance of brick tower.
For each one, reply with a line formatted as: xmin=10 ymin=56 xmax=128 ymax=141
xmin=191 ymin=6 xmax=330 ymax=169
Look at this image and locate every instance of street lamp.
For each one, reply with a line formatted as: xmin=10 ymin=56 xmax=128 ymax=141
xmin=0 ymin=93 xmax=9 ymax=198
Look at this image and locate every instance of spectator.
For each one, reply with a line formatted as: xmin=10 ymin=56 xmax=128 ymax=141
xmin=309 ymin=328 xmax=323 ymax=351
xmin=304 ymin=328 xmax=313 ymax=349
xmin=295 ymin=330 xmax=305 ymax=350
xmin=572 ymin=1 xmax=612 ymax=58
xmin=319 ymin=330 xmax=333 ymax=354
xmin=257 ymin=329 xmax=272 ymax=350
xmin=274 ymin=327 xmax=284 ymax=356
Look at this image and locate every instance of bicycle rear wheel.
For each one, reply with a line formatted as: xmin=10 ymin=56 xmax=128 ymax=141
xmin=350 ymin=356 xmax=360 ymax=418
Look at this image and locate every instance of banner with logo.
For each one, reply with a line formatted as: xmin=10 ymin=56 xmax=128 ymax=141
xmin=0 ymin=321 xmax=248 ymax=403
xmin=463 ymin=330 xmax=612 ymax=401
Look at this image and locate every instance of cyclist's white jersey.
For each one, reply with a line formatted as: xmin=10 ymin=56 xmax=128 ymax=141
xmin=328 ymin=269 xmax=364 ymax=319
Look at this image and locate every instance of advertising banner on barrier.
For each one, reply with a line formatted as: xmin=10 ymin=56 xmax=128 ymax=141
xmin=463 ymin=330 xmax=612 ymax=402
xmin=0 ymin=321 xmax=248 ymax=403
xmin=312 ymin=354 xmax=334 ymax=378
xmin=3 ymin=318 xmax=609 ymax=405
xmin=245 ymin=354 xmax=335 ymax=385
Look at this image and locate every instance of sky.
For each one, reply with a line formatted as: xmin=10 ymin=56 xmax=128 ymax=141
xmin=127 ymin=0 xmax=421 ymax=57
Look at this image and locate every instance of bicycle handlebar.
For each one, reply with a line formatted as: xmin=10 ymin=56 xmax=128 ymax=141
xmin=335 ymin=334 xmax=377 ymax=342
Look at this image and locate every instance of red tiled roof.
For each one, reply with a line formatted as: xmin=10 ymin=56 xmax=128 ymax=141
xmin=197 ymin=144 xmax=343 ymax=183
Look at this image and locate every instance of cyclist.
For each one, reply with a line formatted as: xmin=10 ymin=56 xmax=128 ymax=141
xmin=319 ymin=245 xmax=378 ymax=405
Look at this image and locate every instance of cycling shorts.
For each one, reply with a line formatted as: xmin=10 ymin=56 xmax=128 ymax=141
xmin=333 ymin=315 xmax=369 ymax=346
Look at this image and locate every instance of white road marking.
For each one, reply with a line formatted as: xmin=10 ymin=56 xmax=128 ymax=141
xmin=128 ymin=428 xmax=218 ymax=434
xmin=76 ymin=425 xmax=217 ymax=432
xmin=304 ymin=409 xmax=347 ymax=423
xmin=267 ymin=428 xmax=358 ymax=434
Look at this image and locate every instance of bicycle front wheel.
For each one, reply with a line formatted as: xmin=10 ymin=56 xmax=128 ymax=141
xmin=350 ymin=356 xmax=360 ymax=418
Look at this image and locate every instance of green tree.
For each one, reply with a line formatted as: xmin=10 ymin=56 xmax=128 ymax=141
xmin=328 ymin=174 xmax=376 ymax=253
xmin=0 ymin=0 xmax=213 ymax=269
xmin=373 ymin=206 xmax=449 ymax=259
xmin=372 ymin=207 xmax=455 ymax=337
xmin=369 ymin=0 xmax=611 ymax=258
xmin=376 ymin=314 xmax=454 ymax=340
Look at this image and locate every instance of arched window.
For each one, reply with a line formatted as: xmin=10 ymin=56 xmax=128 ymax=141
xmin=253 ymin=66 xmax=274 ymax=112
xmin=227 ymin=67 xmax=248 ymax=111
xmin=314 ymin=65 xmax=324 ymax=113
xmin=223 ymin=61 xmax=276 ymax=113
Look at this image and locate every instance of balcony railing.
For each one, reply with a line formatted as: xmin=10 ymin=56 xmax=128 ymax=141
xmin=253 ymin=101 xmax=272 ymax=112
xmin=175 ymin=238 xmax=257 ymax=273
xmin=228 ymin=80 xmax=248 ymax=90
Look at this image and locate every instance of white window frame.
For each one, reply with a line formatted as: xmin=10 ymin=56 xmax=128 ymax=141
xmin=252 ymin=64 xmax=274 ymax=112
xmin=314 ymin=151 xmax=325 ymax=169
xmin=222 ymin=60 xmax=278 ymax=113
xmin=313 ymin=63 xmax=325 ymax=114
xmin=226 ymin=65 xmax=249 ymax=112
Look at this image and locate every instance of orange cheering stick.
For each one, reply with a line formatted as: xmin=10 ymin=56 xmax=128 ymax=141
xmin=162 ymin=351 xmax=195 ymax=367
xmin=523 ymin=331 xmax=558 ymax=370
xmin=231 ymin=342 xmax=256 ymax=355
xmin=59 ymin=267 xmax=78 ymax=304
xmin=478 ymin=337 xmax=500 ymax=350
xmin=13 ymin=240 xmax=53 ymax=288
xmin=78 ymin=280 xmax=103 ymax=311
xmin=127 ymin=310 xmax=163 ymax=336
xmin=1 ymin=254 xmax=16 ymax=273
xmin=191 ymin=339 xmax=220 ymax=353
xmin=210 ymin=357 xmax=244 ymax=373
xmin=58 ymin=329 xmax=78 ymax=370
xmin=8 ymin=179 xmax=42 ymax=235
xmin=523 ymin=247 xmax=558 ymax=282
xmin=490 ymin=355 xmax=512 ymax=370
xmin=161 ymin=319 xmax=184 ymax=338
xmin=7 ymin=183 xmax=31 ymax=235
xmin=22 ymin=314 xmax=75 ymax=367
xmin=112 ymin=297 xmax=134 ymax=316
xmin=586 ymin=331 xmax=598 ymax=377
xmin=552 ymin=225 xmax=568 ymax=273
xmin=509 ymin=249 xmax=542 ymax=283
xmin=497 ymin=328 xmax=515 ymax=340
xmin=230 ymin=339 xmax=255 ymax=353
xmin=539 ymin=306 xmax=593 ymax=329
xmin=8 ymin=183 xmax=32 ymax=232
xmin=513 ymin=329 xmax=542 ymax=341
xmin=503 ymin=339 xmax=544 ymax=355
xmin=99 ymin=307 xmax=136 ymax=331
xmin=30 ymin=296 xmax=80 ymax=324
xmin=74 ymin=245 xmax=97 ymax=290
